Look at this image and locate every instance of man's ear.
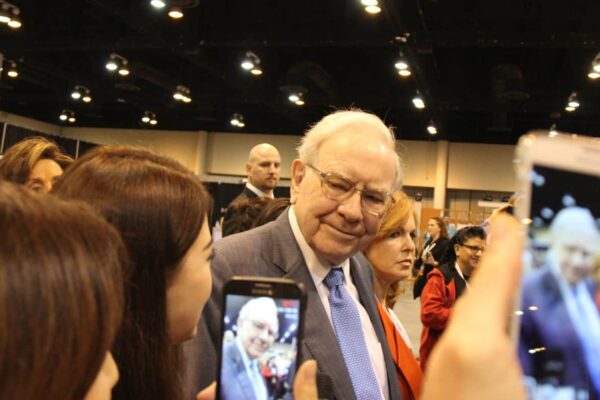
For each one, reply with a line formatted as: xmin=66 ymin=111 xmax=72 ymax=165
xmin=290 ymin=159 xmax=305 ymax=205
xmin=245 ymin=162 xmax=252 ymax=176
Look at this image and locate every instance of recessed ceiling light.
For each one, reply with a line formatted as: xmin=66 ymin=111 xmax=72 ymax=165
xmin=427 ymin=125 xmax=437 ymax=135
xmin=250 ymin=68 xmax=263 ymax=76
xmin=7 ymin=19 xmax=21 ymax=29
xmin=394 ymin=61 xmax=408 ymax=70
xmin=168 ymin=8 xmax=184 ymax=19
xmin=150 ymin=0 xmax=166 ymax=9
xmin=365 ymin=5 xmax=381 ymax=14
xmin=361 ymin=0 xmax=378 ymax=5
xmin=398 ymin=69 xmax=411 ymax=77
xmin=588 ymin=71 xmax=600 ymax=79
xmin=106 ymin=61 xmax=118 ymax=71
xmin=412 ymin=96 xmax=425 ymax=109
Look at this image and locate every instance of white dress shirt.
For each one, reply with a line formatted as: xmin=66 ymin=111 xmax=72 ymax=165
xmin=245 ymin=182 xmax=274 ymax=198
xmin=288 ymin=207 xmax=389 ymax=400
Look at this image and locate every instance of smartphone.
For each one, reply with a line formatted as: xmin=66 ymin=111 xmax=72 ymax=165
xmin=513 ymin=131 xmax=600 ymax=399
xmin=216 ymin=276 xmax=306 ymax=400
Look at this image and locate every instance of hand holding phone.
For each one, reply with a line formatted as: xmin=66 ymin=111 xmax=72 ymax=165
xmin=513 ymin=132 xmax=600 ymax=399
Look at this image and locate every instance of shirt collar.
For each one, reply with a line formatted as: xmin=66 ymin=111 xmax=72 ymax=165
xmin=245 ymin=182 xmax=273 ymax=198
xmin=288 ymin=207 xmax=350 ymax=285
xmin=235 ymin=336 xmax=253 ymax=368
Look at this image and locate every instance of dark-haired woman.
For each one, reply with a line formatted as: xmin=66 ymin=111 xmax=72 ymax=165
xmin=53 ymin=146 xmax=213 ymax=400
xmin=0 ymin=182 xmax=125 ymax=399
xmin=413 ymin=217 xmax=450 ymax=299
xmin=419 ymin=225 xmax=487 ymax=371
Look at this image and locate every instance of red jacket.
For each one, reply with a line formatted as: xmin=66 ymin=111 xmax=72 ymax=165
xmin=419 ymin=265 xmax=457 ymax=372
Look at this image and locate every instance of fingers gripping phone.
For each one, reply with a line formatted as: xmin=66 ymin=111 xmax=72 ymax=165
xmin=513 ymin=132 xmax=600 ymax=399
xmin=217 ymin=277 xmax=306 ymax=400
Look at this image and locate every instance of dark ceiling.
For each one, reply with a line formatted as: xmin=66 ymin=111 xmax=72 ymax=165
xmin=2 ymin=0 xmax=600 ymax=144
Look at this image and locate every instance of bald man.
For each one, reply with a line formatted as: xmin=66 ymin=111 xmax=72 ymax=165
xmin=222 ymin=143 xmax=281 ymax=237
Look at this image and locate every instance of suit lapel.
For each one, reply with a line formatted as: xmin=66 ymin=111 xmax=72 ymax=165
xmin=227 ymin=341 xmax=257 ymax=400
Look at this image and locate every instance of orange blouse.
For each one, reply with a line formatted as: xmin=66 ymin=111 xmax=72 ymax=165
xmin=376 ymin=301 xmax=423 ymax=400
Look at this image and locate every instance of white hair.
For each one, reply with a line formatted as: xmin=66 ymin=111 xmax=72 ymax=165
xmin=550 ymin=206 xmax=599 ymax=242
xmin=297 ymin=109 xmax=404 ymax=190
xmin=238 ymin=297 xmax=279 ymax=329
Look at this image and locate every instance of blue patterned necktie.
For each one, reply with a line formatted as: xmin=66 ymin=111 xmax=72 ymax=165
xmin=323 ymin=268 xmax=382 ymax=400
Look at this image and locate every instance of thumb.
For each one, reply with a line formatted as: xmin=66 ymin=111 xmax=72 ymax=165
xmin=196 ymin=382 xmax=216 ymax=400
xmin=293 ymin=360 xmax=318 ymax=400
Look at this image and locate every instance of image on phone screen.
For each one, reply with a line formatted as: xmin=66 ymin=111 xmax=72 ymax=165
xmin=518 ymin=164 xmax=600 ymax=399
xmin=219 ymin=294 xmax=301 ymax=400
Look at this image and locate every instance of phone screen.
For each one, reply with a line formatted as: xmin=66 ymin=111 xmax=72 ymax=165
xmin=518 ymin=163 xmax=600 ymax=399
xmin=219 ymin=293 xmax=302 ymax=400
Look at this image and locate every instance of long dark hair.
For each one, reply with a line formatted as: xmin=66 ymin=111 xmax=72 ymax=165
xmin=0 ymin=182 xmax=125 ymax=399
xmin=53 ymin=146 xmax=212 ymax=400
xmin=441 ymin=225 xmax=486 ymax=265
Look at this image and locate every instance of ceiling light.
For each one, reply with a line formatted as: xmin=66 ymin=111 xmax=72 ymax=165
xmin=173 ymin=85 xmax=192 ymax=103
xmin=141 ymin=111 xmax=158 ymax=125
xmin=394 ymin=61 xmax=408 ymax=70
xmin=150 ymin=0 xmax=166 ymax=8
xmin=7 ymin=18 xmax=20 ymax=28
xmin=365 ymin=5 xmax=381 ymax=14
xmin=398 ymin=69 xmax=411 ymax=77
xmin=427 ymin=122 xmax=437 ymax=135
xmin=361 ymin=0 xmax=379 ymax=5
xmin=105 ymin=61 xmax=118 ymax=71
xmin=412 ymin=96 xmax=425 ymax=109
xmin=548 ymin=124 xmax=558 ymax=137
xmin=566 ymin=92 xmax=579 ymax=109
xmin=0 ymin=2 xmax=22 ymax=28
xmin=588 ymin=71 xmax=600 ymax=79
xmin=230 ymin=113 xmax=246 ymax=128
xmin=295 ymin=99 xmax=305 ymax=106
xmin=288 ymin=94 xmax=300 ymax=102
xmin=0 ymin=10 xmax=9 ymax=24
xmin=71 ymin=85 xmax=92 ymax=103
xmin=5 ymin=60 xmax=18 ymax=78
xmin=168 ymin=8 xmax=184 ymax=19
xmin=241 ymin=51 xmax=262 ymax=76
xmin=565 ymin=106 xmax=575 ymax=112
xmin=106 ymin=53 xmax=130 ymax=77
xmin=59 ymin=109 xmax=76 ymax=123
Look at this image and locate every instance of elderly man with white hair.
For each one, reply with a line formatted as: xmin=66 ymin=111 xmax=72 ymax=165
xmin=220 ymin=297 xmax=279 ymax=400
xmin=519 ymin=206 xmax=600 ymax=397
xmin=187 ymin=110 xmax=404 ymax=400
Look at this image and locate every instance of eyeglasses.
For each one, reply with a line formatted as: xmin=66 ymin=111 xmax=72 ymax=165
xmin=306 ymin=164 xmax=394 ymax=217
xmin=461 ymin=244 xmax=485 ymax=253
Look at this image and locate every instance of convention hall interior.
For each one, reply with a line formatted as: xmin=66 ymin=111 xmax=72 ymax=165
xmin=2 ymin=0 xmax=600 ymax=352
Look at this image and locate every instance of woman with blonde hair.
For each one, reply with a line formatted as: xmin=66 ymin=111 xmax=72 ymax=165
xmin=364 ymin=191 xmax=422 ymax=400
xmin=0 ymin=136 xmax=73 ymax=193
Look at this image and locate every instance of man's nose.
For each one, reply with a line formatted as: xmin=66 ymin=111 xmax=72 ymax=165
xmin=338 ymin=190 xmax=363 ymax=221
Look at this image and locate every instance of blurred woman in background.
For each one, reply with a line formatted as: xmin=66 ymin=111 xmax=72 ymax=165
xmin=0 ymin=182 xmax=125 ymax=399
xmin=413 ymin=217 xmax=450 ymax=299
xmin=0 ymin=136 xmax=73 ymax=193
xmin=364 ymin=191 xmax=422 ymax=400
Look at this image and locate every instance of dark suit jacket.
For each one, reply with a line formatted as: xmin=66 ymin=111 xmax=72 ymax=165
xmin=222 ymin=186 xmax=258 ymax=237
xmin=220 ymin=340 xmax=266 ymax=400
xmin=184 ymin=210 xmax=403 ymax=400
xmin=519 ymin=265 xmax=597 ymax=396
